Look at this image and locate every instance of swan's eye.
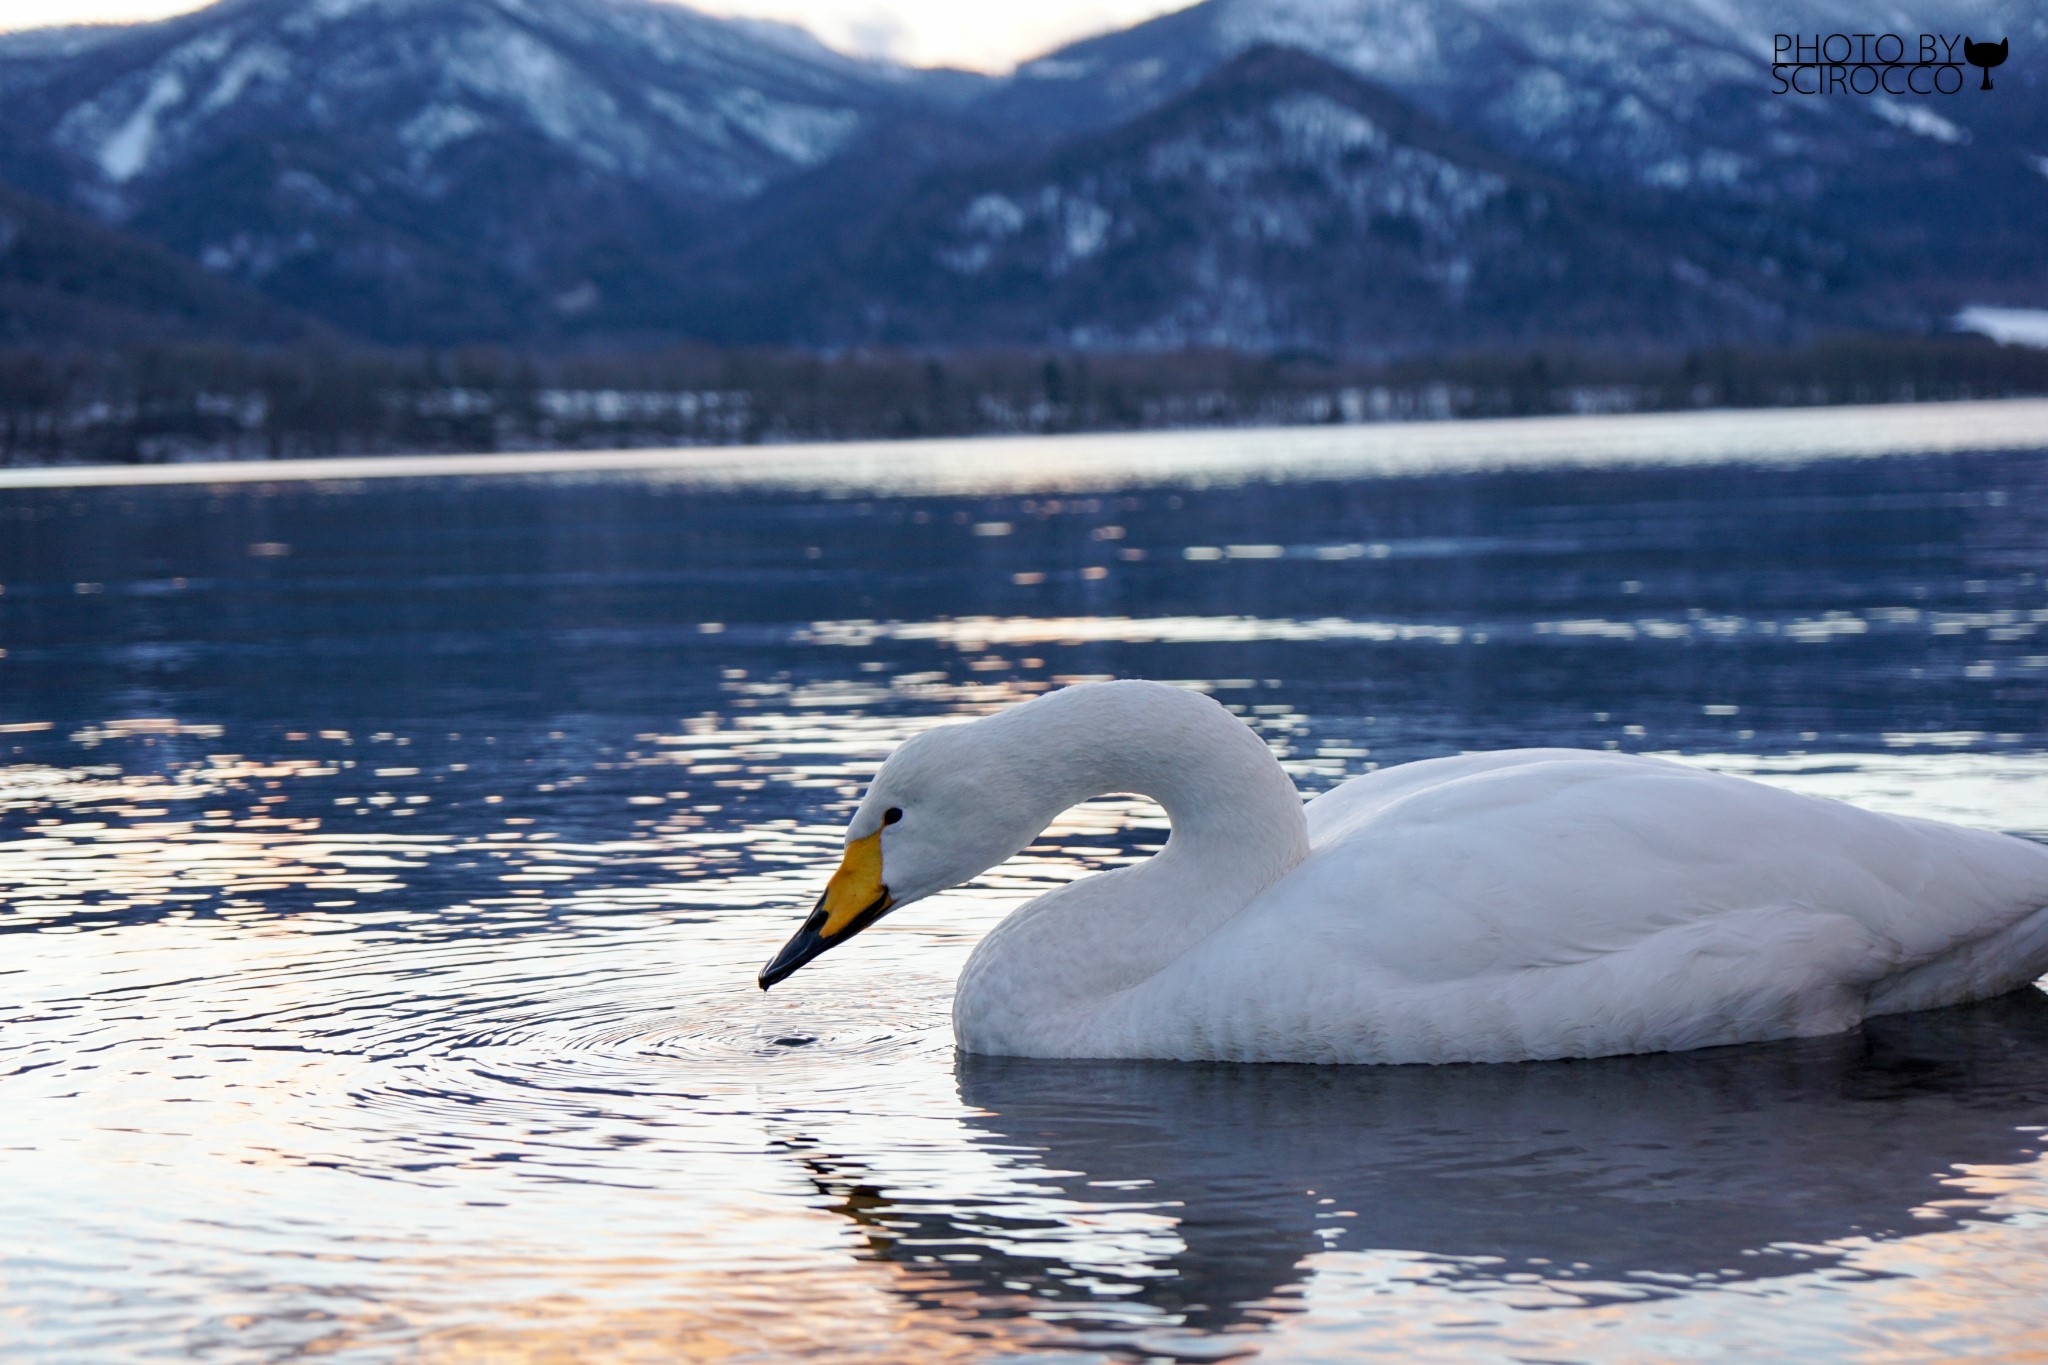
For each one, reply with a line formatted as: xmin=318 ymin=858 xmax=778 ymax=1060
xmin=883 ymin=807 xmax=903 ymax=825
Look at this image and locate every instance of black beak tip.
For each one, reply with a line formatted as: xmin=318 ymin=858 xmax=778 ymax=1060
xmin=756 ymin=891 xmax=887 ymax=994
xmin=759 ymin=908 xmax=830 ymax=992
xmin=757 ymin=950 xmax=804 ymax=992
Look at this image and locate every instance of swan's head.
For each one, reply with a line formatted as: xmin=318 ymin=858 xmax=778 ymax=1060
xmin=758 ymin=712 xmax=1047 ymax=989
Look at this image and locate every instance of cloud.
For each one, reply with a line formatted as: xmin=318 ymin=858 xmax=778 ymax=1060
xmin=1 ymin=0 xmax=1200 ymax=71
xmin=702 ymin=0 xmax=1199 ymax=70
xmin=0 ymin=0 xmax=207 ymax=27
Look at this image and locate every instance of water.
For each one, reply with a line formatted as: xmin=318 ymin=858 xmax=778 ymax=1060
xmin=4 ymin=400 xmax=2048 ymax=1362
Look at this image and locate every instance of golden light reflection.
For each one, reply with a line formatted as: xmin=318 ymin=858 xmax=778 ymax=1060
xmin=8 ymin=689 xmax=2048 ymax=1365
xmin=392 ymin=1257 xmax=1086 ymax=1365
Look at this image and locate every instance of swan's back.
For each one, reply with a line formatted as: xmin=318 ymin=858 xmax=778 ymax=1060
xmin=1101 ymin=751 xmax=2048 ymax=1064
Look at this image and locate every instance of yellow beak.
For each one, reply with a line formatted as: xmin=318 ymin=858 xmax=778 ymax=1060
xmin=758 ymin=829 xmax=893 ymax=989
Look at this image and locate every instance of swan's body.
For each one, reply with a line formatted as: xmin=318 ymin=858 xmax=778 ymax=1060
xmin=761 ymin=681 xmax=2048 ymax=1065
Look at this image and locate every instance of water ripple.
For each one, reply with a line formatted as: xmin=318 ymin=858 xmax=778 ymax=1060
xmin=6 ymin=424 xmax=2048 ymax=1362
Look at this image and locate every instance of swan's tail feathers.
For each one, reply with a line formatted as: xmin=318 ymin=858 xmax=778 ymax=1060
xmin=1865 ymin=900 xmax=2048 ymax=1019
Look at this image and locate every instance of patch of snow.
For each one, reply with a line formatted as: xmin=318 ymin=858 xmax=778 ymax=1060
xmin=436 ymin=23 xmax=641 ymax=173
xmin=644 ymin=90 xmax=733 ymax=148
xmin=94 ymin=67 xmax=188 ymax=182
xmin=1144 ymin=97 xmax=1504 ymax=241
xmin=1268 ymin=93 xmax=1382 ymax=160
xmin=1426 ymin=254 xmax=1473 ymax=301
xmin=276 ymin=169 xmax=352 ymax=215
xmin=715 ymin=88 xmax=859 ymax=166
xmin=1607 ymin=92 xmax=1660 ymax=139
xmin=200 ymin=232 xmax=286 ymax=278
xmin=55 ymin=28 xmax=253 ymax=183
xmin=460 ymin=26 xmax=582 ymax=142
xmin=1644 ymin=149 xmax=1745 ymax=189
xmin=1333 ymin=146 xmax=1506 ymax=233
xmin=552 ymin=281 xmax=600 ymax=316
xmin=400 ymin=102 xmax=489 ymax=154
xmin=1146 ymin=132 xmax=1256 ymax=186
xmin=1495 ymin=68 xmax=1582 ymax=137
xmin=1058 ymin=196 xmax=1112 ymax=263
xmin=1106 ymin=57 xmax=1166 ymax=96
xmin=1871 ymin=99 xmax=1965 ymax=144
xmin=1643 ymin=157 xmax=1693 ymax=189
xmin=498 ymin=24 xmax=568 ymax=94
xmin=1699 ymin=150 xmax=1746 ymax=185
xmin=1955 ymin=306 xmax=2048 ymax=348
xmin=959 ymin=192 xmax=1025 ymax=237
xmin=1232 ymin=194 xmax=1312 ymax=247
xmin=199 ymin=41 xmax=287 ymax=115
xmin=278 ymin=0 xmax=399 ymax=38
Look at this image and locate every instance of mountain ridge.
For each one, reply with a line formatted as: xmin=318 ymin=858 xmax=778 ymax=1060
xmin=0 ymin=0 xmax=990 ymax=343
xmin=0 ymin=0 xmax=2039 ymax=352
xmin=758 ymin=45 xmax=1804 ymax=353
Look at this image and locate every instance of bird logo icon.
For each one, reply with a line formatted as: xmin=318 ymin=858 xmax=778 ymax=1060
xmin=1963 ymin=36 xmax=2008 ymax=90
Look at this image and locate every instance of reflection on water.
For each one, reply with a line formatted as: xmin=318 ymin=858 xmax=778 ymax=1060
xmin=796 ymin=997 xmax=2048 ymax=1349
xmin=3 ymin=406 xmax=2048 ymax=1362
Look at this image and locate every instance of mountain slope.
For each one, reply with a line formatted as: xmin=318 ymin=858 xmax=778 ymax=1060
xmin=771 ymin=47 xmax=1799 ymax=353
xmin=990 ymin=0 xmax=2043 ymax=189
xmin=0 ymin=0 xmax=2037 ymax=351
xmin=0 ymin=178 xmax=316 ymax=346
xmin=982 ymin=0 xmax=2048 ymax=315
xmin=0 ymin=0 xmax=987 ymax=343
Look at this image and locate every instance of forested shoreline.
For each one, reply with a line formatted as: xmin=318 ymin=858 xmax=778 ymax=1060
xmin=3 ymin=333 xmax=2045 ymax=467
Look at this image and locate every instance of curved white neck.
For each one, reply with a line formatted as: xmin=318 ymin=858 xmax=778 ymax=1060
xmin=953 ymin=683 xmax=1309 ymax=1042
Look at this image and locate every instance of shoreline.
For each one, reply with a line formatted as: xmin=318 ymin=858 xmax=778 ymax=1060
xmin=3 ymin=395 xmax=2046 ymax=493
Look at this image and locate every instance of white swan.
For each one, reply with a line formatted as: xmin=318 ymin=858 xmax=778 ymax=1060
xmin=758 ymin=680 xmax=2048 ymax=1064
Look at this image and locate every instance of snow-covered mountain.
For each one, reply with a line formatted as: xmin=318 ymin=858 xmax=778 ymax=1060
xmin=989 ymin=0 xmax=2043 ymax=194
xmin=5 ymin=0 xmax=973 ymax=203
xmin=0 ymin=0 xmax=2040 ymax=350
xmin=976 ymin=0 xmax=2048 ymax=327
xmin=0 ymin=0 xmax=985 ymax=341
xmin=762 ymin=47 xmax=1799 ymax=352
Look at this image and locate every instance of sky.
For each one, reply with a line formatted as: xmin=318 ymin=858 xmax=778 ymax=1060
xmin=0 ymin=0 xmax=1194 ymax=70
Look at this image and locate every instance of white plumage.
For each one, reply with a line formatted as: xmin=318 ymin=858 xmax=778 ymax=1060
xmin=771 ymin=680 xmax=2048 ymax=1064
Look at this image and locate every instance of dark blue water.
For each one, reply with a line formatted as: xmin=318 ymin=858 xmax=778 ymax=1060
xmin=3 ymin=407 xmax=2048 ymax=1362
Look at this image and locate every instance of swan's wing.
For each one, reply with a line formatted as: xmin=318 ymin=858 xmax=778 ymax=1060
xmin=1135 ymin=752 xmax=2048 ymax=1061
xmin=1292 ymin=750 xmax=2048 ymax=981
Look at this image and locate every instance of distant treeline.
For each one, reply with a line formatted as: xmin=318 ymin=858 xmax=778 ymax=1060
xmin=2 ymin=334 xmax=2045 ymax=466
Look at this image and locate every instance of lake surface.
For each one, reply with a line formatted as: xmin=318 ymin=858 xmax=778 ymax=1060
xmin=5 ymin=401 xmax=2048 ymax=1363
